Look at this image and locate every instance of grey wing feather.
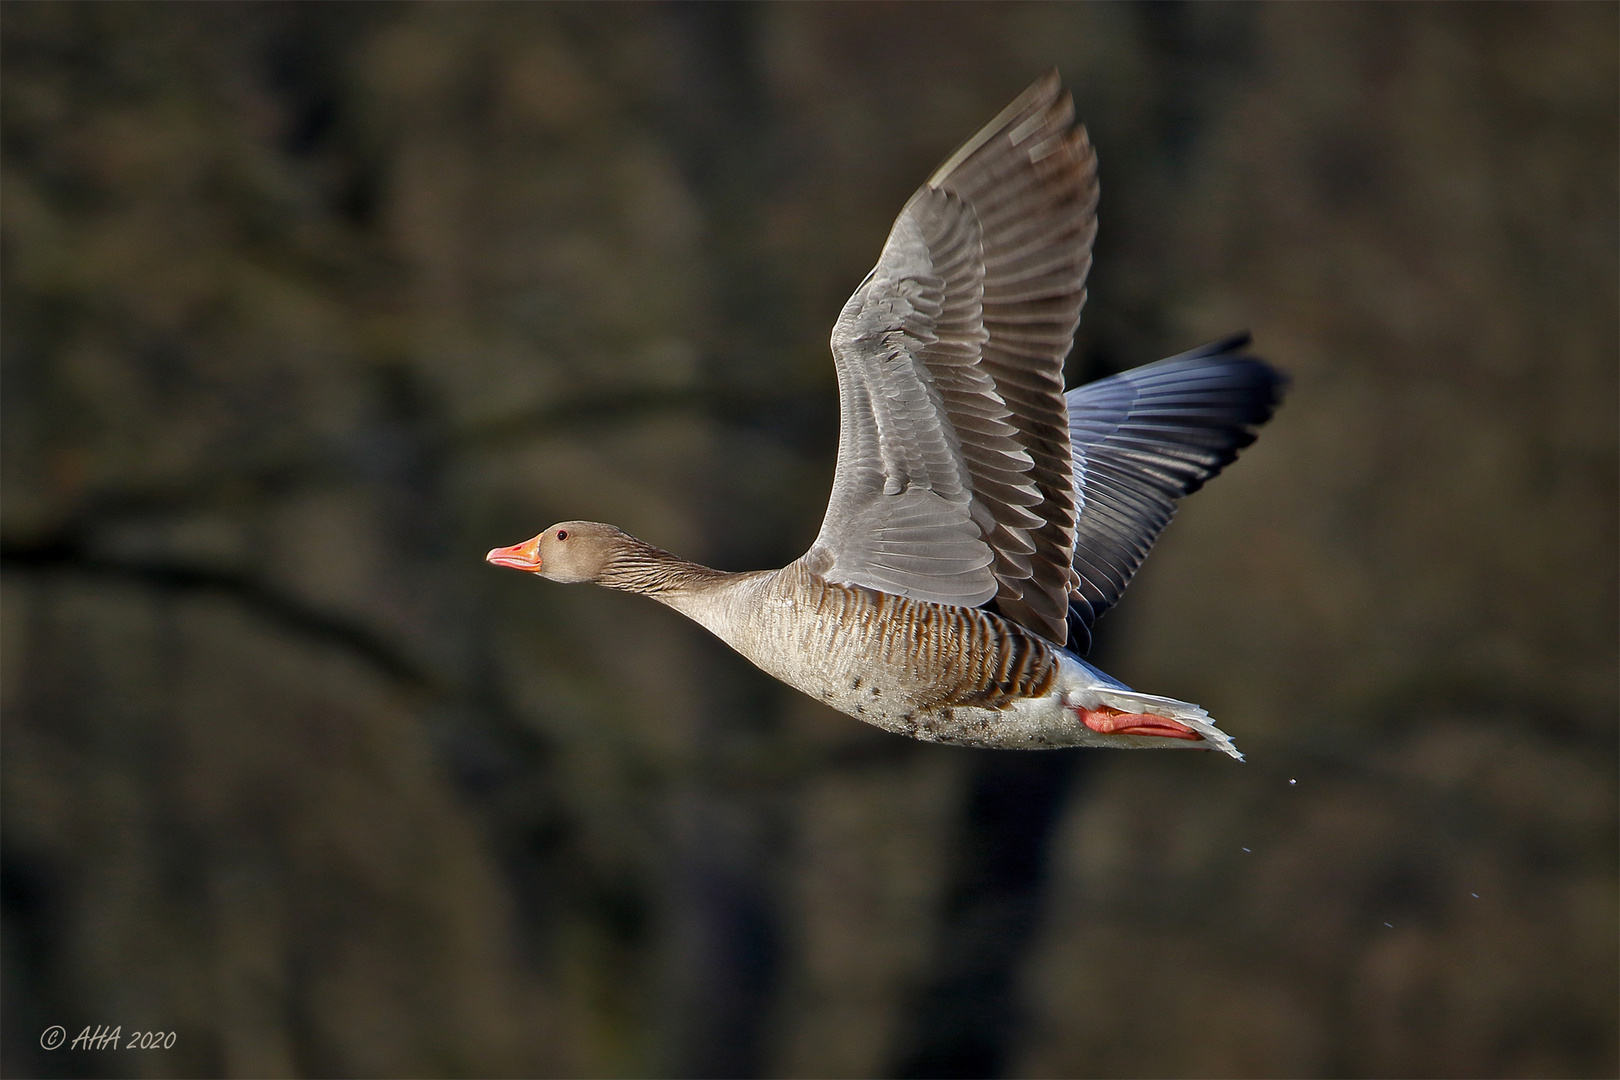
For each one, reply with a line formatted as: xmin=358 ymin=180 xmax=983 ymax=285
xmin=1064 ymin=334 xmax=1287 ymax=652
xmin=808 ymin=188 xmax=1003 ymax=605
xmin=930 ymin=71 xmax=1097 ymax=644
xmin=809 ymin=72 xmax=1099 ymax=640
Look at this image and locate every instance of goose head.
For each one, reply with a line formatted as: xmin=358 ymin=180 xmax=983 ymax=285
xmin=486 ymin=520 xmax=630 ymax=583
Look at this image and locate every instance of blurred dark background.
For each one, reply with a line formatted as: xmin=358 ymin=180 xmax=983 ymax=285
xmin=2 ymin=3 xmax=1615 ymax=1078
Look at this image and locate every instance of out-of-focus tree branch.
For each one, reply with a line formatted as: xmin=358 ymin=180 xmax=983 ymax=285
xmin=1 ymin=532 xmax=440 ymax=694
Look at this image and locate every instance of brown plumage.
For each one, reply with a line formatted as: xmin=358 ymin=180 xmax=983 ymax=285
xmin=927 ymin=71 xmax=1096 ymax=643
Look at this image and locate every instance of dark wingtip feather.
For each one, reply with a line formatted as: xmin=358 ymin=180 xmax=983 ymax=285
xmin=1064 ymin=602 xmax=1093 ymax=654
xmin=1062 ymin=332 xmax=1288 ymax=651
xmin=1175 ymin=331 xmax=1289 ymax=410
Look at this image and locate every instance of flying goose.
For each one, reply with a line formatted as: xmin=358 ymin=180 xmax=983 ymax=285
xmin=488 ymin=73 xmax=1284 ymax=759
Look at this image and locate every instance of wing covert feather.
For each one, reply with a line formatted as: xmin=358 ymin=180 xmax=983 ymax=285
xmin=808 ymin=188 xmax=1004 ymax=606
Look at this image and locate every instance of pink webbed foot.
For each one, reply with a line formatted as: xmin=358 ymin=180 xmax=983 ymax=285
xmin=1073 ymin=704 xmax=1204 ymax=742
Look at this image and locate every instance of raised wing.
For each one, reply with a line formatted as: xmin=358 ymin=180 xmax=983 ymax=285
xmin=806 ymin=72 xmax=1099 ymax=637
xmin=1064 ymin=335 xmax=1287 ymax=652
xmin=930 ymin=72 xmax=1098 ymax=643
xmin=805 ymin=187 xmax=1004 ymax=604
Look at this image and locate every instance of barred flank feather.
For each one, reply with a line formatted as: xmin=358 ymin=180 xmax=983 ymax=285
xmin=785 ymin=565 xmax=1057 ymax=711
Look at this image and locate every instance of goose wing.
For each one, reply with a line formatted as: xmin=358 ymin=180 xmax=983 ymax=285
xmin=806 ymin=72 xmax=1098 ymax=636
xmin=1064 ymin=335 xmax=1287 ymax=652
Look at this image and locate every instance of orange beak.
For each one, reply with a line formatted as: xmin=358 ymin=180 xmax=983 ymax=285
xmin=486 ymin=535 xmax=543 ymax=572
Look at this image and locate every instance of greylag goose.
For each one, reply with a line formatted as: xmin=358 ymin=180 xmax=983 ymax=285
xmin=488 ymin=73 xmax=1284 ymax=759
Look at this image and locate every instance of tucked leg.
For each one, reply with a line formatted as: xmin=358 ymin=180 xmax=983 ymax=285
xmin=1073 ymin=704 xmax=1204 ymax=741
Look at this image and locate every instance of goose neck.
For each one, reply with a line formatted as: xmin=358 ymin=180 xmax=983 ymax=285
xmin=597 ymin=536 xmax=729 ymax=597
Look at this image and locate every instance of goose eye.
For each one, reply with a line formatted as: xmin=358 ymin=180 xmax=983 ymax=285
xmin=556 ymin=530 xmax=568 ymax=541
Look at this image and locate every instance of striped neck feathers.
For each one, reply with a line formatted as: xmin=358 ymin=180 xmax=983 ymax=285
xmin=596 ymin=533 xmax=729 ymax=596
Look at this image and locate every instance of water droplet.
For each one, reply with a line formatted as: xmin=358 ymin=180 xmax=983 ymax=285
xmin=1288 ymin=778 xmax=1297 ymax=786
xmin=1383 ymin=922 xmax=1393 ymax=928
xmin=1241 ymin=847 xmax=1251 ymax=853
xmin=1471 ymin=892 xmax=1479 ymax=898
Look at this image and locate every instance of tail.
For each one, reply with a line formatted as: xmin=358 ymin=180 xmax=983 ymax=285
xmin=1058 ymin=652 xmax=1244 ymax=760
